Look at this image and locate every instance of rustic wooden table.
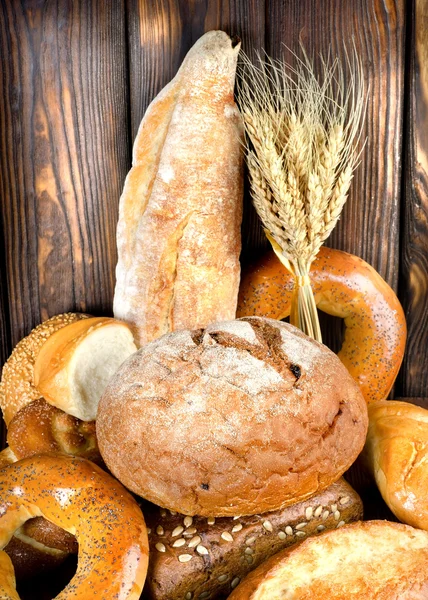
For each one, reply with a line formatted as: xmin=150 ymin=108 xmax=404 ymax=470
xmin=1 ymin=0 xmax=427 ymax=597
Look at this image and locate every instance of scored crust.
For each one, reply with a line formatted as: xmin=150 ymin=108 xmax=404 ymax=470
xmin=228 ymin=520 xmax=428 ymax=600
xmin=97 ymin=317 xmax=368 ymax=516
xmin=0 ymin=313 xmax=89 ymax=425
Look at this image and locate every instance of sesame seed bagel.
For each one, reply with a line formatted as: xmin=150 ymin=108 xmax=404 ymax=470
xmin=0 ymin=454 xmax=149 ymax=599
xmin=227 ymin=520 xmax=428 ymax=599
xmin=0 ymin=313 xmax=89 ymax=426
xmin=97 ymin=317 xmax=368 ymax=516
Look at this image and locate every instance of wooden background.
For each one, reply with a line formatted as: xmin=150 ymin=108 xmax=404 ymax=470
xmin=0 ymin=0 xmax=427 ymax=478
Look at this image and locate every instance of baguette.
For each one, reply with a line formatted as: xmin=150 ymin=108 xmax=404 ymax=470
xmin=142 ymin=478 xmax=362 ymax=600
xmin=113 ymin=31 xmax=243 ymax=347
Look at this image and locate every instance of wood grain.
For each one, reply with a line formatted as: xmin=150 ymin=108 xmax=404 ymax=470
xmin=399 ymin=0 xmax=428 ymax=401
xmin=0 ymin=0 xmax=130 ymax=351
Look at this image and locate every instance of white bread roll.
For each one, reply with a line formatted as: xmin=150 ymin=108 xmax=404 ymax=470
xmin=363 ymin=400 xmax=428 ymax=531
xmin=113 ymin=31 xmax=243 ymax=347
xmin=228 ymin=520 xmax=428 ymax=599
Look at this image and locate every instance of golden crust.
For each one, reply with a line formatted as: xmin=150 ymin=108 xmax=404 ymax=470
xmin=237 ymin=247 xmax=406 ymax=404
xmin=0 ymin=313 xmax=89 ymax=425
xmin=228 ymin=520 xmax=428 ymax=600
xmin=364 ymin=400 xmax=428 ymax=531
xmin=97 ymin=317 xmax=368 ymax=516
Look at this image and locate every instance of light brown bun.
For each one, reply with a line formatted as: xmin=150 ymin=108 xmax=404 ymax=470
xmin=34 ymin=316 xmax=137 ymax=421
xmin=97 ymin=317 xmax=368 ymax=516
xmin=7 ymin=398 xmax=102 ymax=465
xmin=228 ymin=520 xmax=428 ymax=599
xmin=237 ymin=247 xmax=407 ymax=404
xmin=0 ymin=313 xmax=89 ymax=425
xmin=363 ymin=400 xmax=428 ymax=531
xmin=0 ymin=551 xmax=18 ymax=600
xmin=143 ymin=478 xmax=362 ymax=600
xmin=0 ymin=454 xmax=149 ymax=599
xmin=113 ymin=31 xmax=243 ymax=347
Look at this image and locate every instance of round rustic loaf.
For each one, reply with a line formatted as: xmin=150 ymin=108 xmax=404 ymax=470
xmin=97 ymin=317 xmax=368 ymax=516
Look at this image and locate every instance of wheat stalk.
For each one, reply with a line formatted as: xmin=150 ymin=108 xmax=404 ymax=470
xmin=237 ymin=46 xmax=366 ymax=342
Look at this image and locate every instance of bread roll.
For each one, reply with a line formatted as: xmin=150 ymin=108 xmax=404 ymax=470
xmin=228 ymin=520 xmax=428 ymax=599
xmin=143 ymin=478 xmax=362 ymax=600
xmin=363 ymin=400 xmax=428 ymax=530
xmin=0 ymin=313 xmax=89 ymax=425
xmin=113 ymin=30 xmax=243 ymax=347
xmin=97 ymin=317 xmax=368 ymax=516
xmin=34 ymin=317 xmax=137 ymax=421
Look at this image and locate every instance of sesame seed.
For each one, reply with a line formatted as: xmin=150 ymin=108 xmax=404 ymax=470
xmin=317 ymin=525 xmax=325 ymax=532
xmin=246 ymin=536 xmax=257 ymax=545
xmin=207 ymin=517 xmax=215 ymax=525
xmin=245 ymin=547 xmax=253 ymax=555
xmin=314 ymin=506 xmax=323 ymax=518
xmin=233 ymin=515 xmax=241 ymax=520
xmin=197 ymin=544 xmax=209 ymax=555
xmin=155 ymin=542 xmax=166 ymax=553
xmin=179 ymin=554 xmax=193 ymax=563
xmin=296 ymin=522 xmax=307 ymax=530
xmin=217 ymin=574 xmax=228 ymax=583
xmin=170 ymin=510 xmax=177 ymax=516
xmin=232 ymin=523 xmax=243 ymax=533
xmin=147 ymin=528 xmax=152 ymax=535
xmin=184 ymin=516 xmax=193 ymax=528
xmin=185 ymin=593 xmax=193 ymax=600
xmin=221 ymin=532 xmax=234 ymax=542
xmin=285 ymin=526 xmax=293 ymax=536
xmin=263 ymin=520 xmax=273 ymax=532
xmin=172 ymin=538 xmax=186 ymax=548
xmin=296 ymin=531 xmax=306 ymax=537
xmin=246 ymin=555 xmax=253 ymax=564
xmin=160 ymin=509 xmax=167 ymax=517
xmin=172 ymin=526 xmax=184 ymax=537
xmin=231 ymin=577 xmax=240 ymax=589
xmin=334 ymin=511 xmax=341 ymax=521
xmin=188 ymin=535 xmax=201 ymax=548
xmin=278 ymin=531 xmax=286 ymax=540
xmin=184 ymin=527 xmax=197 ymax=536
xmin=199 ymin=592 xmax=210 ymax=599
xmin=331 ymin=504 xmax=338 ymax=512
xmin=322 ymin=511 xmax=329 ymax=520
xmin=156 ymin=525 xmax=164 ymax=536
xmin=339 ymin=496 xmax=350 ymax=505
xmin=337 ymin=520 xmax=346 ymax=528
xmin=305 ymin=507 xmax=313 ymax=520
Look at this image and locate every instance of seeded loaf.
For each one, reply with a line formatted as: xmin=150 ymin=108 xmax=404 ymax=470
xmin=142 ymin=478 xmax=362 ymax=600
xmin=228 ymin=520 xmax=428 ymax=599
xmin=113 ymin=31 xmax=243 ymax=347
xmin=97 ymin=317 xmax=368 ymax=516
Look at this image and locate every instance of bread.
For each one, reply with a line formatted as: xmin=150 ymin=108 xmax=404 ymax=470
xmin=97 ymin=316 xmax=368 ymax=516
xmin=237 ymin=246 xmax=407 ymax=404
xmin=0 ymin=313 xmax=89 ymax=425
xmin=7 ymin=398 xmax=102 ymax=465
xmin=34 ymin=316 xmax=137 ymax=420
xmin=113 ymin=30 xmax=243 ymax=347
xmin=363 ymin=400 xmax=428 ymax=530
xmin=142 ymin=478 xmax=362 ymax=600
xmin=228 ymin=520 xmax=428 ymax=599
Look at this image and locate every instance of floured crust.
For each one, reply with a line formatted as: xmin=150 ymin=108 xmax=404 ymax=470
xmin=228 ymin=520 xmax=428 ymax=599
xmin=97 ymin=317 xmax=368 ymax=516
xmin=113 ymin=30 xmax=244 ymax=347
xmin=143 ymin=478 xmax=362 ymax=600
xmin=364 ymin=400 xmax=428 ymax=530
xmin=0 ymin=313 xmax=89 ymax=425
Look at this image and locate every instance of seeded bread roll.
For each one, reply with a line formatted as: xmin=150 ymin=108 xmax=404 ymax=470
xmin=228 ymin=520 xmax=428 ymax=599
xmin=142 ymin=478 xmax=362 ymax=600
xmin=97 ymin=317 xmax=368 ymax=516
xmin=0 ymin=313 xmax=89 ymax=425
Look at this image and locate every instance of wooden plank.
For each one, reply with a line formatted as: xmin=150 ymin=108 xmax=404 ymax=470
xmin=0 ymin=0 xmax=130 ymax=356
xmin=126 ymin=0 xmax=266 ymax=255
xmin=399 ymin=0 xmax=428 ymax=401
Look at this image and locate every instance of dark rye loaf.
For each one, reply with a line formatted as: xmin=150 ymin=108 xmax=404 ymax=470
xmin=142 ymin=478 xmax=362 ymax=600
xmin=97 ymin=317 xmax=368 ymax=516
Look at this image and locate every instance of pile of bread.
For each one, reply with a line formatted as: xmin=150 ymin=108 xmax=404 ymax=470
xmin=1 ymin=30 xmax=428 ymax=600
